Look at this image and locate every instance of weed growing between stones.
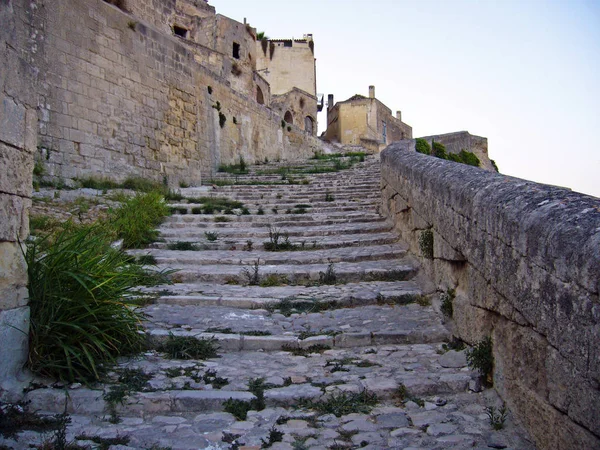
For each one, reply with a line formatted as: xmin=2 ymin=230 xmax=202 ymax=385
xmin=167 ymin=241 xmax=198 ymax=251
xmin=281 ymin=344 xmax=331 ymax=356
xmin=263 ymin=225 xmax=297 ymax=251
xmin=223 ymin=377 xmax=269 ymax=421
xmin=241 ymin=259 xmax=261 ymax=285
xmin=266 ymin=298 xmax=339 ymax=316
xmin=243 ymin=239 xmax=253 ymax=251
xmin=440 ymin=288 xmax=455 ymax=317
xmin=214 ymin=215 xmax=231 ymax=223
xmin=442 ymin=337 xmax=466 ymax=353
xmin=158 ymin=334 xmax=219 ymax=360
xmin=26 ymin=224 xmax=171 ymax=383
xmin=260 ymin=425 xmax=284 ymax=448
xmin=466 ymin=336 xmax=494 ymax=385
xmin=103 ymin=368 xmax=153 ymax=423
xmin=259 ymin=273 xmax=288 ymax=287
xmin=202 ymin=369 xmax=229 ymax=389
xmin=486 ymin=402 xmax=508 ymax=430
xmin=299 ymin=390 xmax=378 ymax=417
xmin=204 ymin=231 xmax=219 ymax=241
xmin=419 ymin=229 xmax=434 ymax=260
xmin=0 ymin=401 xmax=62 ymax=440
xmin=395 ymin=383 xmax=424 ymax=407
xmin=319 ymin=262 xmax=337 ymax=285
xmin=325 ymin=191 xmax=335 ymax=202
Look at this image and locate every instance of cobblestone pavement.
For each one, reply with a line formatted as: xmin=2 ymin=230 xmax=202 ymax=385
xmin=8 ymin=155 xmax=535 ymax=449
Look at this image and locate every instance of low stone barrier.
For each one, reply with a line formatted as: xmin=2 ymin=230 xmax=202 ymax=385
xmin=380 ymin=140 xmax=599 ymax=450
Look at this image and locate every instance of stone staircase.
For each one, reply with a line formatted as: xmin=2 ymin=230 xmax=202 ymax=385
xmin=13 ymin=155 xmax=534 ymax=450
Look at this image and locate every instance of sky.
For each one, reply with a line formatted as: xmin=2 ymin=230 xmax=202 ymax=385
xmin=211 ymin=0 xmax=600 ymax=198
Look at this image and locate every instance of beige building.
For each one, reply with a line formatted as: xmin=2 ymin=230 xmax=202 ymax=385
xmin=256 ymin=35 xmax=322 ymax=135
xmin=325 ymin=86 xmax=412 ymax=151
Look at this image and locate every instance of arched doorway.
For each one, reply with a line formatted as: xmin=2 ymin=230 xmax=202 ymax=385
xmin=284 ymin=111 xmax=293 ymax=124
xmin=256 ymin=86 xmax=264 ymax=105
xmin=304 ymin=116 xmax=315 ymax=135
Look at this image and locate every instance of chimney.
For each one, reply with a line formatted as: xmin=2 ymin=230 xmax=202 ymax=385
xmin=244 ymin=17 xmax=247 ymax=24
xmin=396 ymin=111 xmax=402 ymax=121
xmin=328 ymin=94 xmax=334 ymax=110
xmin=368 ymin=85 xmax=375 ymax=99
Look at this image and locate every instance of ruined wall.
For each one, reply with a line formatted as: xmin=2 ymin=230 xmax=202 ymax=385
xmin=381 ymin=141 xmax=600 ymax=450
xmin=38 ymin=0 xmax=319 ymax=186
xmin=419 ymin=131 xmax=493 ymax=171
xmin=0 ymin=0 xmax=44 ymax=397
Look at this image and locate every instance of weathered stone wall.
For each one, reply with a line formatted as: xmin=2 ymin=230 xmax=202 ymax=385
xmin=38 ymin=0 xmax=320 ymax=186
xmin=419 ymin=131 xmax=493 ymax=171
xmin=380 ymin=141 xmax=600 ymax=450
xmin=0 ymin=0 xmax=45 ymax=398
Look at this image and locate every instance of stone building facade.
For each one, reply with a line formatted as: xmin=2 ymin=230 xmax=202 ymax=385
xmin=325 ymin=86 xmax=412 ymax=152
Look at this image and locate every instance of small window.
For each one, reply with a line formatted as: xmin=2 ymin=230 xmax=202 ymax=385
xmin=284 ymin=111 xmax=293 ymax=124
xmin=233 ymin=42 xmax=240 ymax=59
xmin=284 ymin=41 xmax=292 ymax=48
xmin=173 ymin=25 xmax=188 ymax=38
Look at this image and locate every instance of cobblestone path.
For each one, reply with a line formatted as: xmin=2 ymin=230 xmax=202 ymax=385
xmin=9 ymin=155 xmax=534 ymax=449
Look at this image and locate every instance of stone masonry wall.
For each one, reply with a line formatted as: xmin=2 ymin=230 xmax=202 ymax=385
xmin=38 ymin=0 xmax=319 ymax=187
xmin=419 ymin=131 xmax=493 ymax=172
xmin=0 ymin=0 xmax=45 ymax=398
xmin=381 ymin=141 xmax=600 ymax=450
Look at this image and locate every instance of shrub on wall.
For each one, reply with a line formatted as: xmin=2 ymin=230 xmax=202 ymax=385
xmin=432 ymin=142 xmax=447 ymax=159
xmin=418 ymin=229 xmax=434 ymax=259
xmin=415 ymin=138 xmax=431 ymax=155
xmin=458 ymin=150 xmax=480 ymax=167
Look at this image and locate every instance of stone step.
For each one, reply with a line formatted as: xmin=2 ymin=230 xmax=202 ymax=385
xmin=149 ymin=230 xmax=400 ymax=250
xmin=135 ymin=243 xmax=407 ymax=267
xmin=143 ymin=302 xmax=449 ymax=351
xmin=158 ymin=221 xmax=393 ymax=239
xmin=146 ymin=280 xmax=421 ymax=309
xmin=164 ymin=258 xmax=418 ymax=284
xmin=167 ymin=203 xmax=380 ymax=216
xmin=24 ymin=343 xmax=471 ymax=418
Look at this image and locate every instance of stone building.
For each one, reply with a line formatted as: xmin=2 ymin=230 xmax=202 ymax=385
xmin=325 ymin=86 xmax=412 ymax=152
xmin=256 ymin=35 xmax=322 ymax=135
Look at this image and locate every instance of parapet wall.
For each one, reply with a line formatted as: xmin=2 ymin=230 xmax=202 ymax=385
xmin=419 ymin=131 xmax=493 ymax=171
xmin=38 ymin=0 xmax=319 ymax=187
xmin=381 ymin=141 xmax=600 ymax=450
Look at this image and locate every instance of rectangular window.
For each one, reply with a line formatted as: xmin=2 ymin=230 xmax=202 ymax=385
xmin=173 ymin=25 xmax=188 ymax=38
xmin=233 ymin=42 xmax=240 ymax=59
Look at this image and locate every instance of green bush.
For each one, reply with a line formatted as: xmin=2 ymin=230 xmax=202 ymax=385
xmin=432 ymin=142 xmax=447 ymax=159
xmin=458 ymin=150 xmax=481 ymax=167
xmin=418 ymin=229 xmax=434 ymax=259
xmin=415 ymin=138 xmax=431 ymax=155
xmin=466 ymin=336 xmax=494 ymax=385
xmin=26 ymin=225 xmax=166 ymax=382
xmin=109 ymin=192 xmax=170 ymax=248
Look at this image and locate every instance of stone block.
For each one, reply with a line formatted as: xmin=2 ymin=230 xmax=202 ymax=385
xmin=0 ymin=193 xmax=30 ymax=241
xmin=0 ymin=307 xmax=30 ymax=386
xmin=0 ymin=142 xmax=33 ymax=197
xmin=334 ymin=332 xmax=371 ymax=348
xmin=25 ymin=388 xmax=105 ymax=414
xmin=0 ymin=94 xmax=26 ymax=149
xmin=0 ymin=241 xmax=28 ymax=310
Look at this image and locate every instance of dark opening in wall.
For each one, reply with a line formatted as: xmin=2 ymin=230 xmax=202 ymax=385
xmin=173 ymin=25 xmax=188 ymax=38
xmin=284 ymin=111 xmax=293 ymax=124
xmin=233 ymin=42 xmax=241 ymax=59
xmin=257 ymin=86 xmax=265 ymax=105
xmin=284 ymin=41 xmax=292 ymax=48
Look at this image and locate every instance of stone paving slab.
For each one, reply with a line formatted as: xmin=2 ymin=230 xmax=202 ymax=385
xmin=164 ymin=258 xmax=418 ymax=284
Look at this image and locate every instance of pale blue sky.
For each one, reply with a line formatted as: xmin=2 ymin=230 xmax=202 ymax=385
xmin=211 ymin=0 xmax=600 ymax=197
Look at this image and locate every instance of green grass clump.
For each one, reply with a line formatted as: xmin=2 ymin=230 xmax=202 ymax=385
xmin=419 ymin=229 xmax=434 ymax=260
xmin=167 ymin=241 xmax=198 ymax=251
xmin=466 ymin=336 xmax=494 ymax=385
xmin=440 ymin=288 xmax=455 ymax=317
xmin=281 ymin=344 xmax=330 ymax=356
xmin=218 ymin=156 xmax=248 ymax=174
xmin=415 ymin=138 xmax=431 ymax=155
xmin=26 ymin=225 xmax=168 ymax=382
xmin=109 ymin=192 xmax=170 ymax=248
xmin=29 ymin=215 xmax=63 ymax=235
xmin=158 ymin=334 xmax=219 ymax=360
xmin=187 ymin=196 xmax=244 ymax=212
xmin=267 ymin=298 xmax=338 ymax=317
xmin=299 ymin=390 xmax=378 ymax=417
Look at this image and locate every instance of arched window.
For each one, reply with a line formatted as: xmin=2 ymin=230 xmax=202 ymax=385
xmin=304 ymin=116 xmax=314 ymax=135
xmin=256 ymin=86 xmax=264 ymax=105
xmin=284 ymin=111 xmax=293 ymax=124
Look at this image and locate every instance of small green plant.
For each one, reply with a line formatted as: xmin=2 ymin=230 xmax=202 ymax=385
xmin=395 ymin=383 xmax=425 ymax=407
xmin=264 ymin=225 xmax=296 ymax=251
xmin=167 ymin=241 xmax=198 ymax=251
xmin=257 ymin=207 xmax=264 ymax=215
xmin=33 ymin=160 xmax=45 ymax=177
xmin=432 ymin=141 xmax=447 ymax=159
xmin=214 ymin=216 xmax=231 ymax=223
xmin=244 ymin=239 xmax=253 ymax=251
xmin=440 ymin=288 xmax=455 ymax=317
xmin=127 ymin=20 xmax=137 ymax=30
xmin=205 ymin=231 xmax=219 ymax=241
xmin=325 ymin=192 xmax=335 ymax=202
xmin=242 ymin=259 xmax=261 ymax=285
xmin=415 ymin=138 xmax=431 ymax=155
xmin=260 ymin=273 xmax=288 ymax=287
xmin=491 ymin=159 xmax=499 ymax=172
xmin=223 ymin=398 xmax=253 ymax=421
xmin=299 ymin=390 xmax=378 ymax=417
xmin=266 ymin=298 xmax=338 ymax=317
xmin=281 ymin=344 xmax=330 ymax=356
xmin=442 ymin=337 xmax=466 ymax=352
xmin=419 ymin=229 xmax=434 ymax=259
xmin=466 ymin=336 xmax=494 ymax=385
xmin=485 ymin=402 xmax=508 ymax=430
xmin=261 ymin=425 xmax=284 ymax=448
xmin=202 ymin=369 xmax=229 ymax=389
xmin=158 ymin=334 xmax=219 ymax=360
xmin=319 ymin=261 xmax=337 ymax=285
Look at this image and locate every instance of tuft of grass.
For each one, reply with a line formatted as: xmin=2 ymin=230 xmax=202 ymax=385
xmin=0 ymin=401 xmax=62 ymax=440
xmin=299 ymin=390 xmax=378 ymax=417
xmin=418 ymin=229 xmax=434 ymax=260
xmin=26 ymin=225 xmax=168 ymax=382
xmin=218 ymin=156 xmax=248 ymax=174
xmin=266 ymin=298 xmax=338 ymax=317
xmin=260 ymin=273 xmax=288 ymax=287
xmin=109 ymin=192 xmax=170 ymax=249
xmin=440 ymin=288 xmax=455 ymax=317
xmin=241 ymin=259 xmax=261 ymax=286
xmin=223 ymin=398 xmax=253 ymax=421
xmin=202 ymin=369 xmax=229 ymax=389
xmin=214 ymin=216 xmax=231 ymax=223
xmin=281 ymin=344 xmax=330 ymax=356
xmin=167 ymin=241 xmax=198 ymax=251
xmin=263 ymin=225 xmax=297 ymax=251
xmin=319 ymin=262 xmax=337 ymax=285
xmin=261 ymin=425 xmax=284 ymax=448
xmin=158 ymin=334 xmax=219 ymax=360
xmin=204 ymin=231 xmax=219 ymax=241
